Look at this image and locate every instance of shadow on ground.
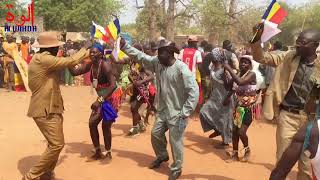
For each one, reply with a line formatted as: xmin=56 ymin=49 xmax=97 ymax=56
xmin=184 ymin=131 xmax=227 ymax=160
xmin=17 ymin=154 xmax=67 ymax=179
xmin=112 ymin=149 xmax=168 ymax=175
xmin=180 ymin=174 xmax=235 ymax=180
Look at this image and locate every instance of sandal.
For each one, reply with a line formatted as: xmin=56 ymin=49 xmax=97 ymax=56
xmin=241 ymin=147 xmax=251 ymax=162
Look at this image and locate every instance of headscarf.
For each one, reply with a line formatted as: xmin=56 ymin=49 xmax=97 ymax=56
xmin=93 ymin=42 xmax=104 ymax=54
xmin=239 ymin=55 xmax=253 ymax=65
xmin=211 ymin=48 xmax=225 ymax=63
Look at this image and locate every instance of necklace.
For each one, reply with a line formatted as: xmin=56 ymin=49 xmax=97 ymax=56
xmin=91 ymin=59 xmax=102 ymax=89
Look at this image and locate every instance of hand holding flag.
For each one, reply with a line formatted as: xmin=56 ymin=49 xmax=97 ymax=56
xmin=251 ymin=0 xmax=288 ymax=43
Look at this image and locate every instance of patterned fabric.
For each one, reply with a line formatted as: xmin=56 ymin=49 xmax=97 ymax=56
xmin=237 ymin=95 xmax=257 ymax=107
xmin=211 ymin=48 xmax=225 ymax=63
xmin=234 ymin=72 xmax=258 ymax=127
xmin=234 ymin=107 xmax=246 ymax=128
xmin=129 ymin=66 xmax=150 ymax=103
xmin=107 ymin=87 xmax=123 ymax=111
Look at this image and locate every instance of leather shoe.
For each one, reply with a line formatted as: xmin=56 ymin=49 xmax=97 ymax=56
xmin=168 ymin=170 xmax=182 ymax=180
xmin=148 ymin=157 xmax=169 ymax=169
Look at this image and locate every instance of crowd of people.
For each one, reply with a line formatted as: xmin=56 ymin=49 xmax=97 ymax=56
xmin=0 ymin=33 xmax=92 ymax=91
xmin=2 ymin=25 xmax=320 ymax=180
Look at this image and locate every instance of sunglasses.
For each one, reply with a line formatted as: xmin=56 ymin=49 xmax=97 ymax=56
xmin=295 ymin=39 xmax=319 ymax=46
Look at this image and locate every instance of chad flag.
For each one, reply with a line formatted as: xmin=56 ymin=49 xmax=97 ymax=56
xmin=262 ymin=0 xmax=288 ymax=25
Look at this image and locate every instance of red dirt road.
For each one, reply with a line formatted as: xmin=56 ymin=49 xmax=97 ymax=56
xmin=0 ymin=86 xmax=298 ymax=180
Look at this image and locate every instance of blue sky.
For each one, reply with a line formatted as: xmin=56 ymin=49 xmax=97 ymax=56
xmin=18 ymin=0 xmax=308 ymax=24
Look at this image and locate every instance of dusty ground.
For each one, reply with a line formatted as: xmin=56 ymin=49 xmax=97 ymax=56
xmin=0 ymin=86 xmax=298 ymax=180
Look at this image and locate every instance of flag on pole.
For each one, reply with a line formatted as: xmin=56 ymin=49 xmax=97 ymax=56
xmin=262 ymin=0 xmax=288 ymax=24
xmin=91 ymin=21 xmax=110 ymax=43
xmin=105 ymin=18 xmax=121 ymax=41
xmin=91 ymin=19 xmax=126 ymax=61
xmin=258 ymin=0 xmax=288 ymax=43
xmin=91 ymin=19 xmax=121 ymax=44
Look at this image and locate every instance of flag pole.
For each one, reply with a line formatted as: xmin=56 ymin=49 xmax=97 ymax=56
xmin=301 ymin=1 xmax=310 ymax=32
xmin=301 ymin=0 xmax=311 ymax=32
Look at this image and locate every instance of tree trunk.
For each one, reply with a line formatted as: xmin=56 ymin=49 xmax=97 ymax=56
xmin=228 ymin=0 xmax=237 ymax=41
xmin=166 ymin=0 xmax=175 ymax=41
xmin=149 ymin=0 xmax=157 ymax=41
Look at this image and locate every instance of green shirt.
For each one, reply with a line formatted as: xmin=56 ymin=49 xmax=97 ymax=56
xmin=123 ymin=44 xmax=199 ymax=124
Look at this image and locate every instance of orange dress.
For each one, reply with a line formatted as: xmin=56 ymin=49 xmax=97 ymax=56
xmin=20 ymin=43 xmax=29 ymax=61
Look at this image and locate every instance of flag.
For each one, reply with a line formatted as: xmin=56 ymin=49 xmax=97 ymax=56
xmin=259 ymin=0 xmax=288 ymax=43
xmin=91 ymin=21 xmax=110 ymax=43
xmin=261 ymin=20 xmax=282 ymax=43
xmin=105 ymin=18 xmax=121 ymax=41
xmin=262 ymin=0 xmax=288 ymax=24
xmin=91 ymin=19 xmax=121 ymax=44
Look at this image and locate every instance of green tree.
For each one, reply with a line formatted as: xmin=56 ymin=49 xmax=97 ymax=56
xmin=34 ymin=0 xmax=123 ymax=32
xmin=1 ymin=0 xmax=27 ymax=21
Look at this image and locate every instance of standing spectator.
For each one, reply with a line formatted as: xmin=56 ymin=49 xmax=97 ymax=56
xmin=29 ymin=37 xmax=39 ymax=54
xmin=20 ymin=36 xmax=30 ymax=61
xmin=0 ymin=34 xmax=5 ymax=88
xmin=178 ymin=36 xmax=202 ymax=77
xmin=251 ymin=26 xmax=320 ymax=179
xmin=200 ymin=44 xmax=214 ymax=101
xmin=198 ymin=40 xmax=208 ymax=54
xmin=178 ymin=35 xmax=203 ymax=104
xmin=64 ymin=40 xmax=75 ymax=86
xmin=3 ymin=34 xmax=16 ymax=91
xmin=223 ymin=40 xmax=239 ymax=71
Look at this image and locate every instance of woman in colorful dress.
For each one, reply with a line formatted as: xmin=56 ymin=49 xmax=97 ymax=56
xmin=69 ymin=43 xmax=121 ymax=160
xmin=223 ymin=55 xmax=257 ymax=162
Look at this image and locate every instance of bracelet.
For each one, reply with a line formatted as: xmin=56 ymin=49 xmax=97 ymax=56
xmin=97 ymin=96 xmax=104 ymax=103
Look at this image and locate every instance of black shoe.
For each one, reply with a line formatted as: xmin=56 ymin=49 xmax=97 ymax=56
xmin=168 ymin=170 xmax=182 ymax=180
xmin=148 ymin=157 xmax=169 ymax=169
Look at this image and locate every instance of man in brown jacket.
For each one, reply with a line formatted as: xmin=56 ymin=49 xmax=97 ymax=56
xmin=251 ymin=26 xmax=320 ymax=180
xmin=23 ymin=32 xmax=91 ymax=180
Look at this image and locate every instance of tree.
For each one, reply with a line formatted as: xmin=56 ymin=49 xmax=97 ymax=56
xmin=34 ymin=0 xmax=123 ymax=32
xmin=1 ymin=0 xmax=27 ymax=21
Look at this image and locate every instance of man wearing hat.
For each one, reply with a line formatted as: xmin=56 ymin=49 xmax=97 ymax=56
xmin=120 ymin=38 xmax=199 ymax=180
xmin=23 ymin=32 xmax=91 ymax=180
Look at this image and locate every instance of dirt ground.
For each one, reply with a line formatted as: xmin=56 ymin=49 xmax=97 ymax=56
xmin=0 ymin=86 xmax=298 ymax=180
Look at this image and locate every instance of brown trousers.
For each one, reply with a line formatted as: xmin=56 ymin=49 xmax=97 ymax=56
xmin=25 ymin=114 xmax=65 ymax=179
xmin=276 ymin=110 xmax=312 ymax=180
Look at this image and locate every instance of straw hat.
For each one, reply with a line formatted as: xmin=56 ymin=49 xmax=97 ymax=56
xmin=33 ymin=31 xmax=65 ymax=48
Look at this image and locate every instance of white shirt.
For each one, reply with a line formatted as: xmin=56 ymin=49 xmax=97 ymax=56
xmin=178 ymin=48 xmax=202 ymax=76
